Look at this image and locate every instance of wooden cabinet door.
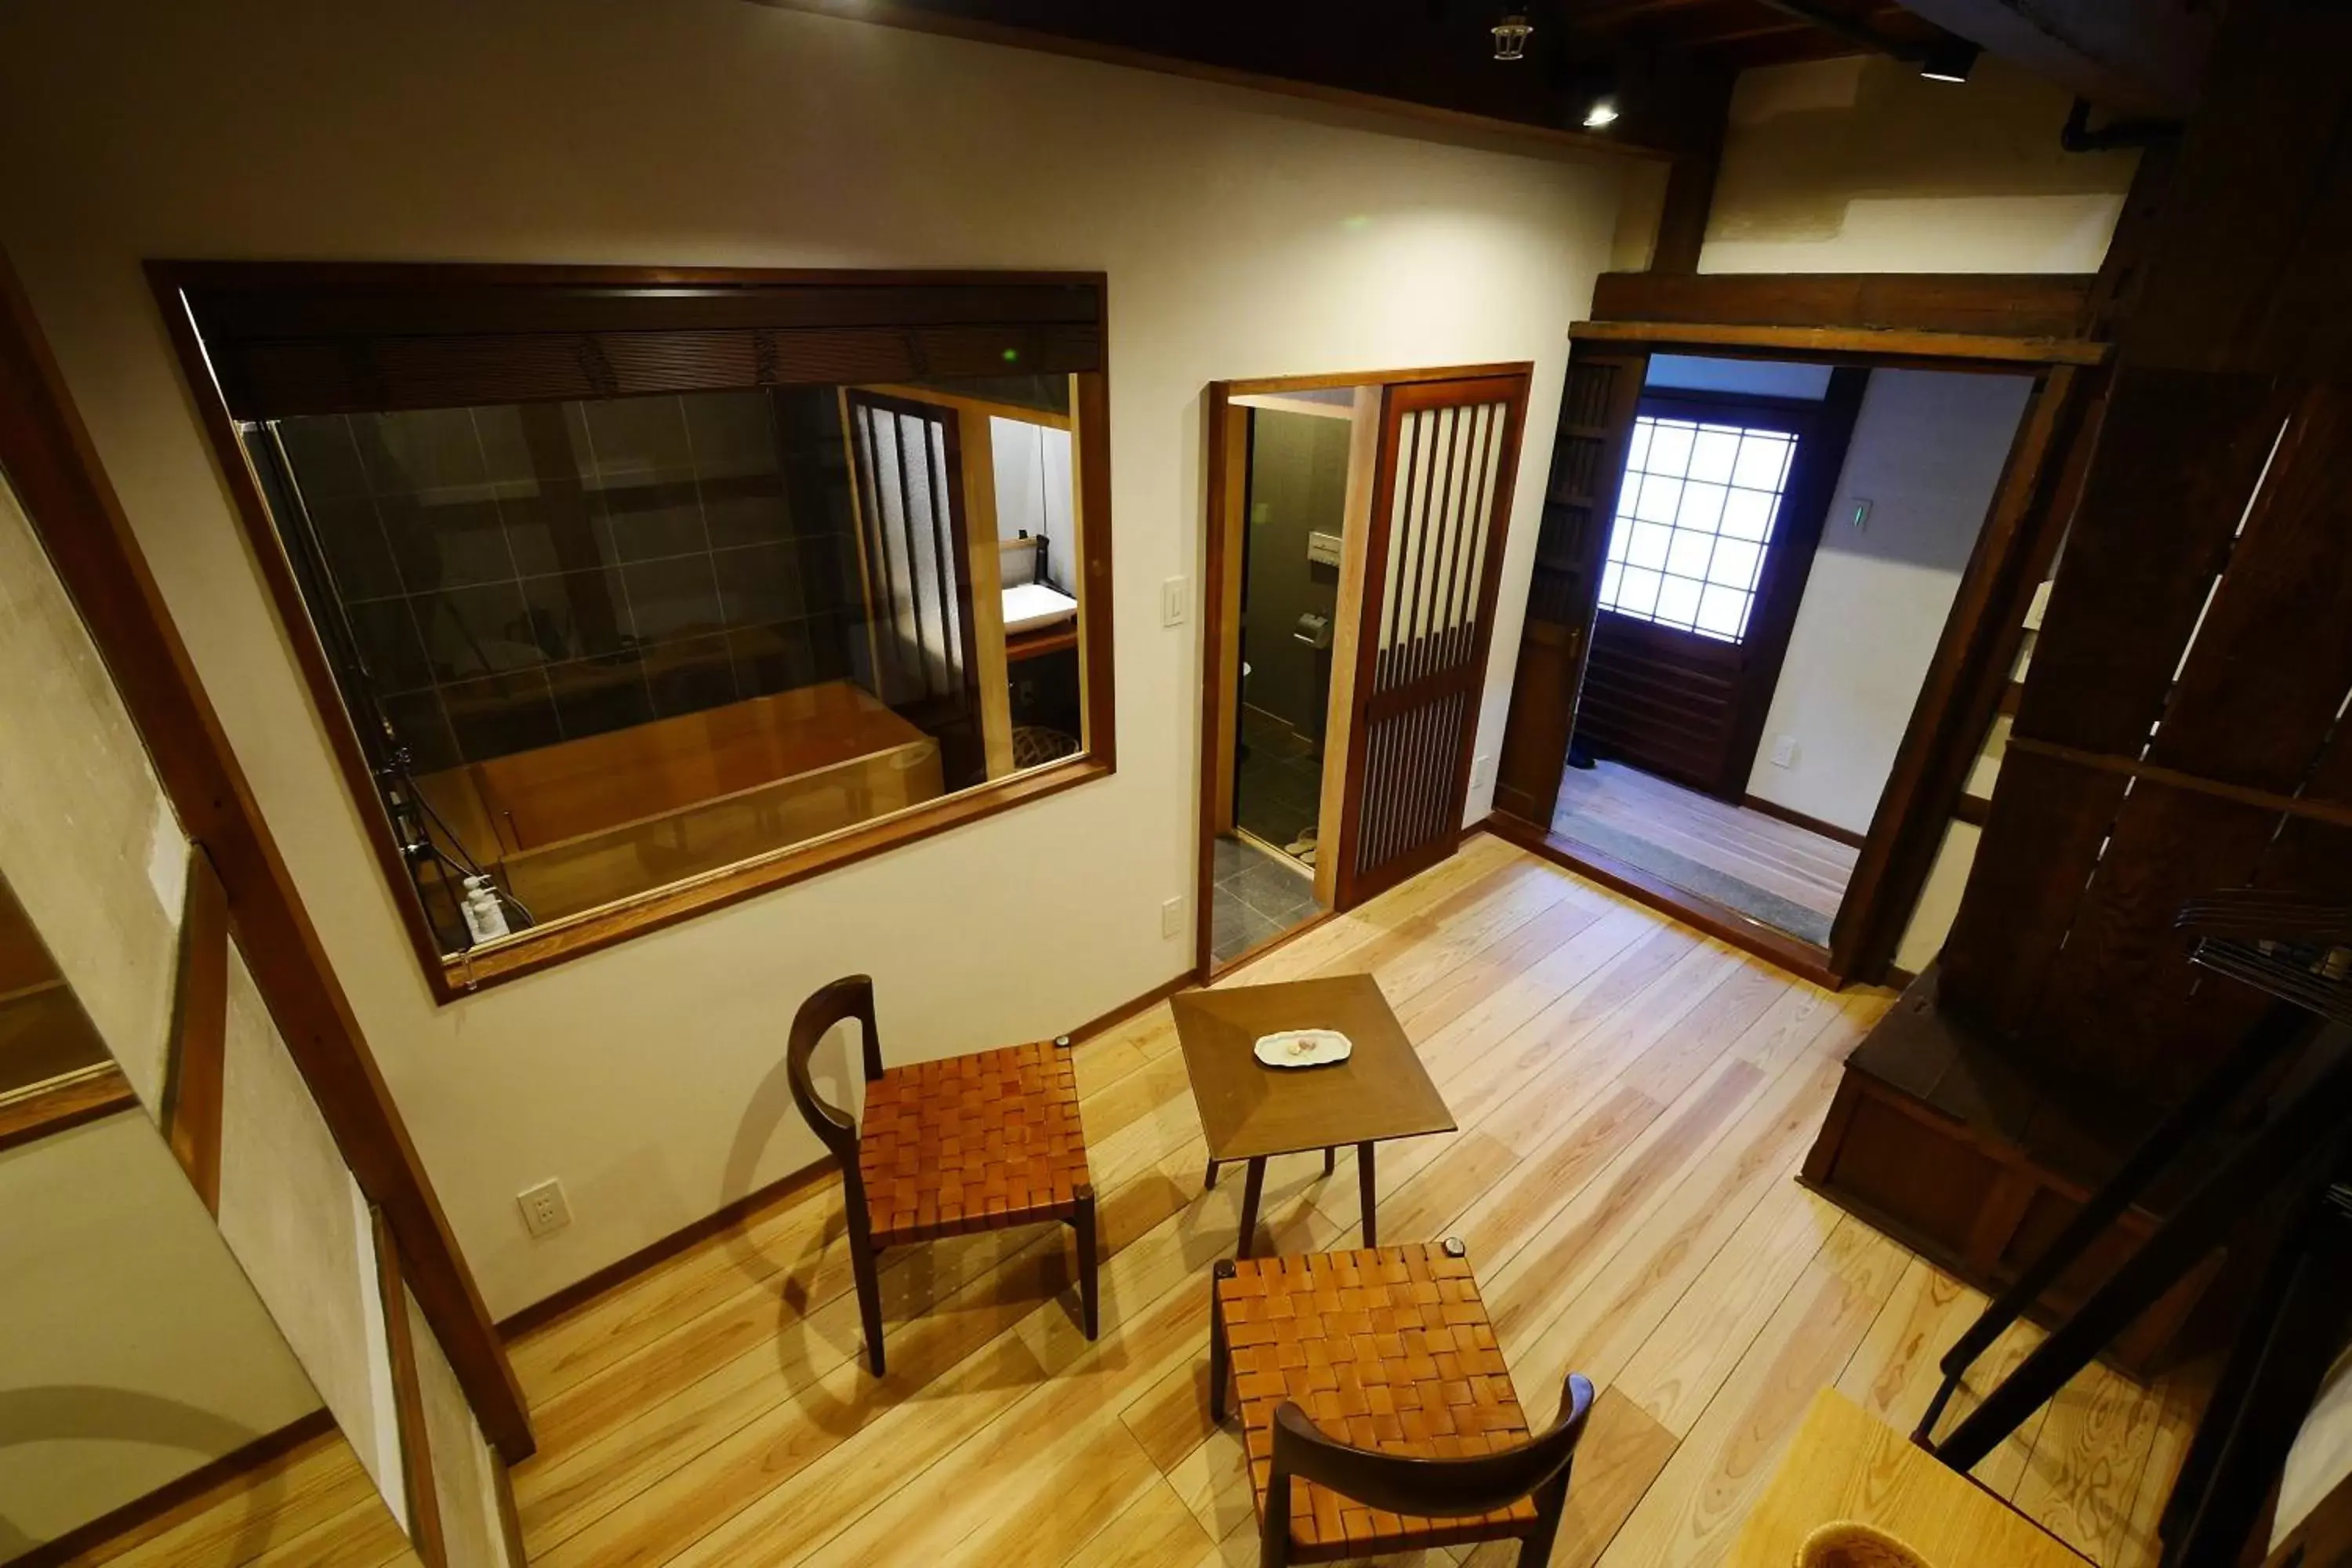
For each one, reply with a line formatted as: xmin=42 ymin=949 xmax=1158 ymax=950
xmin=1334 ymin=373 xmax=1531 ymax=906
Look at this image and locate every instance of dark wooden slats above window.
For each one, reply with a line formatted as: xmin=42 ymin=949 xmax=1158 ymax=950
xmin=156 ymin=266 xmax=1108 ymax=419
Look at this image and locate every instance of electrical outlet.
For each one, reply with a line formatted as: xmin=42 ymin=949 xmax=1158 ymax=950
xmin=1771 ymin=735 xmax=1799 ymax=769
xmin=1471 ymin=752 xmax=1496 ymax=793
xmin=517 ymin=1178 xmax=572 ymax=1239
xmin=1162 ymin=575 xmax=1189 ymax=627
xmin=1161 ymin=895 xmax=1185 ymax=938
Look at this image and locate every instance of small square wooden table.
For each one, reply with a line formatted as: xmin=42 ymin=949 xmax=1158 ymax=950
xmin=1170 ymin=974 xmax=1456 ymax=1257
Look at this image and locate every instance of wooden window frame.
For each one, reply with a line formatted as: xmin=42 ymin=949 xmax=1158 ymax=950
xmin=151 ymin=261 xmax=1117 ymax=1003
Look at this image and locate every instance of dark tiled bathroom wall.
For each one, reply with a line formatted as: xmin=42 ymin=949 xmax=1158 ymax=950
xmin=271 ymin=387 xmax=866 ymax=772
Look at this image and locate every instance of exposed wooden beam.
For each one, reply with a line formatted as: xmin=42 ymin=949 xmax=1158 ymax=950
xmin=1591 ymin=271 xmax=2096 ymax=337
xmin=1569 ymin=318 xmax=2107 ymax=365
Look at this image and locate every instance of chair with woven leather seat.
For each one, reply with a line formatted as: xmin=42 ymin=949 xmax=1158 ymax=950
xmin=1207 ymin=1240 xmax=1594 ymax=1566
xmin=787 ymin=975 xmax=1098 ymax=1375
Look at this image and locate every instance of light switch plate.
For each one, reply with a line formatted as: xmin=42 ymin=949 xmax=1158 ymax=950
xmin=1160 ymin=896 xmax=1185 ymax=938
xmin=1162 ymin=576 xmax=1189 ymax=627
xmin=1771 ymin=735 xmax=1799 ymax=768
xmin=1306 ymin=530 xmax=1343 ymax=567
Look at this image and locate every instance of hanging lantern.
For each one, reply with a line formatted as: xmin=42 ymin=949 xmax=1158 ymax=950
xmin=1491 ymin=11 xmax=1534 ymax=61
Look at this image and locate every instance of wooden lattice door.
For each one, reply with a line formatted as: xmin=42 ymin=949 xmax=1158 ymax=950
xmin=1334 ymin=374 xmax=1530 ymax=906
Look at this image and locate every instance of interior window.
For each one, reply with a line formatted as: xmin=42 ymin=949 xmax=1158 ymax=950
xmin=1598 ymin=414 xmax=1798 ymax=643
xmin=245 ymin=373 xmax=1091 ymax=960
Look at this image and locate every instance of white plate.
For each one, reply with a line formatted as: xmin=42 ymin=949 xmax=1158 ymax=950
xmin=1254 ymin=1029 xmax=1352 ymax=1069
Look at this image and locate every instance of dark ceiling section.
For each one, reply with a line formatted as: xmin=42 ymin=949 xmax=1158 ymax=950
xmin=874 ymin=0 xmax=1962 ymax=148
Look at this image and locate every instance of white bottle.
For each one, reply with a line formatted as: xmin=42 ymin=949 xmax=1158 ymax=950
xmin=461 ymin=875 xmax=511 ymax=945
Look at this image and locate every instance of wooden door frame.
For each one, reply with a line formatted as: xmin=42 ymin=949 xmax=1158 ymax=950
xmin=1493 ymin=277 xmax=2107 ymax=989
xmin=1195 ymin=362 xmax=1530 ymax=982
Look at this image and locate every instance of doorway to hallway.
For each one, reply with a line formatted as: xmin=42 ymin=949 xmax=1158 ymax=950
xmin=1196 ymin=365 xmax=1534 ymax=978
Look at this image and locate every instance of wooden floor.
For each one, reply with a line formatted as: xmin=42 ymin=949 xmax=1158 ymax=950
xmin=76 ymin=837 xmax=2193 ymax=1568
xmin=1554 ymin=761 xmax=1857 ymax=925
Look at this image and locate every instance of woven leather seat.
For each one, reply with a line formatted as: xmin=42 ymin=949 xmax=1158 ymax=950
xmin=788 ymin=977 xmax=1098 ymax=1375
xmin=1209 ymin=1242 xmax=1592 ymax=1566
xmin=859 ymin=1040 xmax=1090 ymax=1245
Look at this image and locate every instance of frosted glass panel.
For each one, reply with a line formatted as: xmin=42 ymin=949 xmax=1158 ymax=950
xmin=1595 ymin=413 xmax=1798 ymax=644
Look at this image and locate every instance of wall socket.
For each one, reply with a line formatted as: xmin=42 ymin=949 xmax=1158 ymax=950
xmin=1161 ymin=575 xmax=1189 ymax=627
xmin=1160 ymin=895 xmax=1185 ymax=938
xmin=1470 ymin=752 xmax=1496 ymax=795
xmin=1771 ymin=735 xmax=1799 ymax=769
xmin=517 ymin=1178 xmax=572 ymax=1239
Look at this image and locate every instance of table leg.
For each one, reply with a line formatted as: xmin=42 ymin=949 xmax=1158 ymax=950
xmin=1204 ymin=1158 xmax=1219 ymax=1191
xmin=1238 ymin=1156 xmax=1267 ymax=1258
xmin=1323 ymin=1146 xmax=1336 ymax=1177
xmin=1358 ymin=1142 xmax=1377 ymax=1248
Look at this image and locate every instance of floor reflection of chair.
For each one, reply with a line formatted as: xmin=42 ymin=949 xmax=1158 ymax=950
xmin=786 ymin=975 xmax=1098 ymax=1374
xmin=1207 ymin=1240 xmax=1595 ymax=1566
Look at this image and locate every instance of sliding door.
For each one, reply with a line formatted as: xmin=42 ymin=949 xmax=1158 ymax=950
xmin=1334 ymin=374 xmax=1530 ymax=906
xmin=844 ymin=390 xmax=986 ymax=786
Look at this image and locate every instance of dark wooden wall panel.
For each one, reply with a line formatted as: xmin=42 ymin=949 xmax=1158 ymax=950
xmin=2006 ymin=371 xmax=2290 ymax=758
xmin=1938 ymin=0 xmax=2352 ymax=1130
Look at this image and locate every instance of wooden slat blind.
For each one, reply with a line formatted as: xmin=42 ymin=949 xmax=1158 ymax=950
xmin=160 ymin=266 xmax=1108 ymax=419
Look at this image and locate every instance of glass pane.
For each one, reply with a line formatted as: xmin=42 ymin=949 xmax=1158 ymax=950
xmin=1664 ymin=529 xmax=1716 ymax=579
xmin=1633 ymin=474 xmax=1683 ymax=524
xmin=1606 ymin=520 xmax=1630 ymax=563
xmin=1733 ymin=432 xmax=1793 ymax=491
xmin=1719 ymin=488 xmax=1776 ymax=542
xmin=1599 ymin=559 xmax=1624 ymax=607
xmin=1614 ymin=565 xmax=1661 ymax=617
xmin=1708 ymin=536 xmax=1763 ymax=592
xmin=1675 ymin=482 xmax=1728 ymax=535
xmin=1627 ymin=521 xmax=1672 ymax=570
xmin=1646 ymin=419 xmax=1696 ymax=475
xmin=1655 ymin=574 xmax=1702 ymax=627
xmin=258 ymin=374 xmax=1090 ymax=956
xmin=1696 ymin=583 xmax=1750 ymax=639
xmin=1687 ymin=427 xmax=1740 ymax=484
xmin=1622 ymin=419 xmax=1653 ymax=474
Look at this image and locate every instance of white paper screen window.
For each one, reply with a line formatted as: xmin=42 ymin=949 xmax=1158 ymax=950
xmin=1597 ymin=416 xmax=1797 ymax=644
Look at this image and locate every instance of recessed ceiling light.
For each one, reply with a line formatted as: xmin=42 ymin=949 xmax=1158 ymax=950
xmin=1919 ymin=38 xmax=1980 ymax=83
xmin=1584 ymin=98 xmax=1621 ymax=129
xmin=1491 ymin=11 xmax=1534 ymax=61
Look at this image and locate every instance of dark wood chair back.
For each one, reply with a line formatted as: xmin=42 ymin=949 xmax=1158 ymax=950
xmin=1265 ymin=1372 xmax=1594 ymax=1563
xmin=785 ymin=974 xmax=887 ymax=1214
xmin=785 ymin=975 xmax=884 ymax=1149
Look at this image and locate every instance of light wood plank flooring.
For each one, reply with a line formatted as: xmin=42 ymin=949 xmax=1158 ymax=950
xmin=74 ymin=837 xmax=2190 ymax=1568
xmin=1553 ymin=761 xmax=1857 ymax=938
